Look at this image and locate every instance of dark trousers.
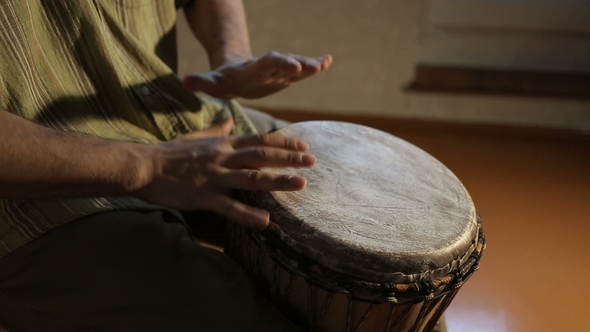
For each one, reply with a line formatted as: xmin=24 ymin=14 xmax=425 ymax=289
xmin=0 ymin=211 xmax=300 ymax=332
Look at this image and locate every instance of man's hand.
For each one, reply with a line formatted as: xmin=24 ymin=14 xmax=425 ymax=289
xmin=182 ymin=52 xmax=333 ymax=99
xmin=135 ymin=117 xmax=316 ymax=228
xmin=0 ymin=111 xmax=314 ymax=229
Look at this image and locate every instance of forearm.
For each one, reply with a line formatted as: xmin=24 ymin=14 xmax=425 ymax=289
xmin=0 ymin=110 xmax=152 ymax=199
xmin=183 ymin=0 xmax=252 ymax=69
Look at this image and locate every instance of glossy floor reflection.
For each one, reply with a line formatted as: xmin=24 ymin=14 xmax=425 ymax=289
xmin=393 ymin=129 xmax=590 ymax=332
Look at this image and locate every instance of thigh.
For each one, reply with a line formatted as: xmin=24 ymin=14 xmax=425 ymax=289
xmin=0 ymin=211 xmax=300 ymax=332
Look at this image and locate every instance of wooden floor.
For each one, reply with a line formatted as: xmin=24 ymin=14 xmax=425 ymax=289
xmin=261 ymin=111 xmax=590 ymax=332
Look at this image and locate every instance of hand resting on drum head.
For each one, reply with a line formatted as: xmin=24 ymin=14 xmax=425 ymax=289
xmin=134 ymin=117 xmax=316 ymax=228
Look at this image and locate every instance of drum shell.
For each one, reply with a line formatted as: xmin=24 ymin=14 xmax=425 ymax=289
xmin=225 ymin=121 xmax=486 ymax=331
xmin=226 ymin=221 xmax=484 ymax=332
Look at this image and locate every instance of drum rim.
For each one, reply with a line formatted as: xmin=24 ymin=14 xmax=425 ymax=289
xmin=236 ymin=214 xmax=485 ymax=304
xmin=238 ymin=190 xmax=478 ymax=285
xmin=244 ymin=121 xmax=479 ymax=283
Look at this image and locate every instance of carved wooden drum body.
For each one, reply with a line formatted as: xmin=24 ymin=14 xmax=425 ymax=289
xmin=226 ymin=121 xmax=485 ymax=332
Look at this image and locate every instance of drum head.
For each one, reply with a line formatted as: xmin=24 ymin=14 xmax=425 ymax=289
xmin=245 ymin=121 xmax=478 ymax=283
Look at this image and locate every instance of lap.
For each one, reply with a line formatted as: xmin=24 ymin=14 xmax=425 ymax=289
xmin=0 ymin=211 xmax=300 ymax=332
xmin=243 ymin=108 xmax=290 ymax=133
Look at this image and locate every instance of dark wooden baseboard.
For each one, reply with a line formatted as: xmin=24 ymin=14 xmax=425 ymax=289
xmin=252 ymin=108 xmax=589 ymax=146
xmin=405 ymin=65 xmax=590 ymax=100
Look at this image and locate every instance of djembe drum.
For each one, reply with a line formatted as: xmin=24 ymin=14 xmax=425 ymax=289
xmin=226 ymin=121 xmax=484 ymax=332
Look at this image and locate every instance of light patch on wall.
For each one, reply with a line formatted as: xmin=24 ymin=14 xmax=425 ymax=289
xmin=418 ymin=0 xmax=590 ymax=72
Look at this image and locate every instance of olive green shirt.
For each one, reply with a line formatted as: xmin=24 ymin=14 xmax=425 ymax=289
xmin=0 ymin=0 xmax=256 ymax=258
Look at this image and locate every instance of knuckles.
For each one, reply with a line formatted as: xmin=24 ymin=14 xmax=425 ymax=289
xmin=253 ymin=132 xmax=300 ymax=151
xmin=254 ymin=146 xmax=270 ymax=159
xmin=256 ymin=133 xmax=272 ymax=146
xmin=246 ymin=169 xmax=263 ymax=182
xmin=287 ymin=152 xmax=300 ymax=163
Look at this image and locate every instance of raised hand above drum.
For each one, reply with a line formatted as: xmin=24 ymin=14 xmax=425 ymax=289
xmin=133 ymin=117 xmax=317 ymax=228
xmin=182 ymin=52 xmax=333 ymax=99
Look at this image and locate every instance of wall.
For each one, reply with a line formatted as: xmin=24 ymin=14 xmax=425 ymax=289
xmin=419 ymin=0 xmax=590 ymax=72
xmin=176 ymin=0 xmax=590 ymax=131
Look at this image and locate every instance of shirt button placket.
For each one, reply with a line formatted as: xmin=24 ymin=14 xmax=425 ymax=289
xmin=140 ymin=86 xmax=150 ymax=96
xmin=132 ymin=84 xmax=174 ymax=140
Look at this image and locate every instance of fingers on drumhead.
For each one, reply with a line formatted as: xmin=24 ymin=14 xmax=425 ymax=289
xmin=225 ymin=147 xmax=316 ymax=169
xmin=233 ymin=133 xmax=310 ymax=152
xmin=220 ymin=170 xmax=307 ymax=191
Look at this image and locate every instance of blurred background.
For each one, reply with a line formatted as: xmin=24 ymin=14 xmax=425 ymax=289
xmin=178 ymin=1 xmax=589 ymax=331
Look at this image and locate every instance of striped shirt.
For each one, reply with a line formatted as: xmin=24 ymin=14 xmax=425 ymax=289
xmin=0 ymin=0 xmax=256 ymax=258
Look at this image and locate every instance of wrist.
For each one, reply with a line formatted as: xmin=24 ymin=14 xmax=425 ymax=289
xmin=115 ymin=142 xmax=158 ymax=195
xmin=209 ymin=50 xmax=253 ymax=70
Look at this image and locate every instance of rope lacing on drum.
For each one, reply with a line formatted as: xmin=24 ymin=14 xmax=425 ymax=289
xmin=380 ymin=282 xmax=396 ymax=297
xmin=449 ymin=270 xmax=463 ymax=285
xmin=231 ymin=216 xmax=486 ymax=305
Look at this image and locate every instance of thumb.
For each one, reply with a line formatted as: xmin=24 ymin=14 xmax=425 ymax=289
xmin=183 ymin=72 xmax=235 ymax=99
xmin=182 ymin=73 xmax=205 ymax=92
xmin=182 ymin=73 xmax=218 ymax=94
xmin=183 ymin=117 xmax=234 ymax=140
